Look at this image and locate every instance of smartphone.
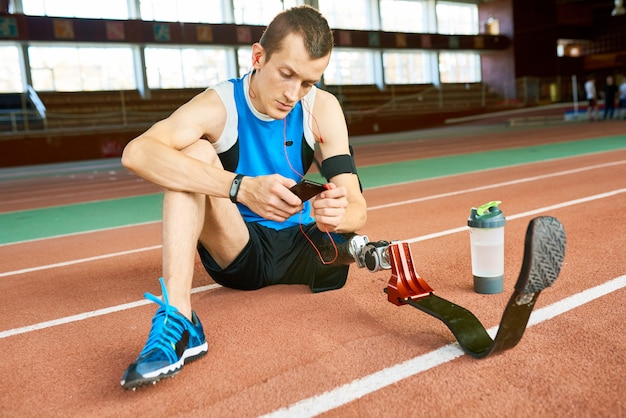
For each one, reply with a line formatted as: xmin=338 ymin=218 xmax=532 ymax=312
xmin=289 ymin=179 xmax=327 ymax=201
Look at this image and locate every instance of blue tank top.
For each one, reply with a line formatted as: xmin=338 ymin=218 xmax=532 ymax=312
xmin=214 ymin=75 xmax=316 ymax=230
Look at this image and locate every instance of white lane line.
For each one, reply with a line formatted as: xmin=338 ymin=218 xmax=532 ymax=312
xmin=0 ymin=182 xmax=152 ymax=207
xmin=367 ymin=160 xmax=626 ymax=211
xmin=0 ymin=191 xmax=624 ymax=416
xmin=2 ymin=187 xmax=624 ymax=279
xmin=0 ymin=284 xmax=221 ymax=339
xmin=260 ymin=275 xmax=626 ymax=418
xmin=0 ymin=220 xmax=160 ymax=248
xmin=0 ymin=245 xmax=162 ymax=278
xmin=0 ymin=160 xmax=123 ymax=180
xmin=2 ymin=159 xmax=624 ymax=248
xmin=1 ymin=186 xmax=624 ymax=339
xmin=0 ymin=188 xmax=626 ymax=278
xmin=400 ymin=188 xmax=626 ymax=244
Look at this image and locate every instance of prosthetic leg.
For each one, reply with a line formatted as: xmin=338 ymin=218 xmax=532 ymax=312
xmin=348 ymin=216 xmax=566 ymax=359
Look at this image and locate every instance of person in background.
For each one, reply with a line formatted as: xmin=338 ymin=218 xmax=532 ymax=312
xmin=584 ymin=74 xmax=598 ymax=121
xmin=618 ymin=77 xmax=626 ymax=120
xmin=603 ymin=75 xmax=617 ymax=120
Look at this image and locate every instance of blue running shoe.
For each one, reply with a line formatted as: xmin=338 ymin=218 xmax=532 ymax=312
xmin=121 ymin=278 xmax=208 ymax=390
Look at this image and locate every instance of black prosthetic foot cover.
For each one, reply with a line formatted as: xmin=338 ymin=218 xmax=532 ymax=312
xmin=388 ymin=216 xmax=566 ymax=358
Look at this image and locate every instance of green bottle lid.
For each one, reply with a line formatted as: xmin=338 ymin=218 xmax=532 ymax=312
xmin=468 ymin=201 xmax=506 ymax=228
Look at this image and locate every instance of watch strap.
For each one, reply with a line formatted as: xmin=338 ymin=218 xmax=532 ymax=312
xmin=229 ymin=174 xmax=244 ymax=203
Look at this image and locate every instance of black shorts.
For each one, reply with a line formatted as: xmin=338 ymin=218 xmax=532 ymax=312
xmin=197 ymin=222 xmax=351 ymax=293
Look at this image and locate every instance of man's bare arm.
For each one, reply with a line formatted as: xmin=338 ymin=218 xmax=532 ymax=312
xmin=121 ymin=90 xmax=236 ymax=198
xmin=312 ymin=90 xmax=367 ymax=233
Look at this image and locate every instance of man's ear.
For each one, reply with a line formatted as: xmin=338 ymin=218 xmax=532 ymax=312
xmin=251 ymin=43 xmax=264 ymax=67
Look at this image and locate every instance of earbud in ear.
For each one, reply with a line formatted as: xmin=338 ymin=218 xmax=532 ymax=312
xmin=254 ymin=55 xmax=261 ymax=64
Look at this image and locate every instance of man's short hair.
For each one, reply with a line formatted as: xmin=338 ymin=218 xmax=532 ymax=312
xmin=259 ymin=5 xmax=334 ymax=62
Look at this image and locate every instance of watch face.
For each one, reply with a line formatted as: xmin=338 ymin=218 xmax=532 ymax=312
xmin=230 ymin=174 xmax=244 ymax=202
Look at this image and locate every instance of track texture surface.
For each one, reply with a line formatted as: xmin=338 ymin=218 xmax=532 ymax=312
xmin=1 ymin=122 xmax=625 ymax=417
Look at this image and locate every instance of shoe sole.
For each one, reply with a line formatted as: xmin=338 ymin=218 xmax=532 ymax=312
xmin=515 ymin=216 xmax=566 ymax=295
xmin=122 ymin=342 xmax=208 ymax=390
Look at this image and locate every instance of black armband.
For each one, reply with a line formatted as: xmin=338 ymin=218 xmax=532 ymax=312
xmin=320 ymin=146 xmax=362 ymax=191
xmin=320 ymin=154 xmax=357 ymax=180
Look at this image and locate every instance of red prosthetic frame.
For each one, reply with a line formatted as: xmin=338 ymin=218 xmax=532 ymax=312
xmin=386 ymin=242 xmax=434 ymax=306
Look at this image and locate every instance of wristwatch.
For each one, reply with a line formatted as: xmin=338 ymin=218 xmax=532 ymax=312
xmin=229 ymin=174 xmax=244 ymax=203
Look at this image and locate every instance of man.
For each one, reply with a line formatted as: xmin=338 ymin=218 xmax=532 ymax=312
xmin=120 ymin=5 xmax=368 ymax=389
xmin=618 ymin=77 xmax=626 ymax=120
xmin=584 ymin=74 xmax=598 ymax=121
xmin=603 ymin=75 xmax=617 ymax=120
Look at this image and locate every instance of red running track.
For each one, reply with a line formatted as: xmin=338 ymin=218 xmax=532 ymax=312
xmin=0 ymin=122 xmax=625 ymax=417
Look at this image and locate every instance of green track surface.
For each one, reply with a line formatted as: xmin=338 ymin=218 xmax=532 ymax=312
xmin=1 ymin=135 xmax=624 ymax=245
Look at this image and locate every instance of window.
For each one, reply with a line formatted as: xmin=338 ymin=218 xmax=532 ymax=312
xmin=383 ymin=51 xmax=434 ymax=84
xmin=23 ymin=0 xmax=129 ymax=19
xmin=324 ymin=50 xmax=376 ymax=85
xmin=145 ymin=47 xmax=230 ymax=89
xmin=0 ymin=45 xmax=23 ymax=93
xmin=436 ymin=2 xmax=478 ymax=35
xmin=237 ymin=47 xmax=253 ymax=78
xmin=140 ymin=0 xmax=224 ymax=23
xmin=380 ymin=0 xmax=427 ymax=33
xmin=14 ymin=1 xmax=488 ymax=93
xmin=438 ymin=52 xmax=481 ymax=83
xmin=233 ymin=0 xmax=300 ymax=25
xmin=318 ymin=0 xmax=372 ymax=30
xmin=28 ymin=45 xmax=136 ymax=91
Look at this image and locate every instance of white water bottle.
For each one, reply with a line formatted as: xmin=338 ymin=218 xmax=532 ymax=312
xmin=467 ymin=201 xmax=506 ymax=294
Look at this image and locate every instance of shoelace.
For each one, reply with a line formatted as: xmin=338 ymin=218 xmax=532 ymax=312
xmin=138 ymin=277 xmax=186 ymax=361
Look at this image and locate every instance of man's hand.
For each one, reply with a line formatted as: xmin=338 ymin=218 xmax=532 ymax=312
xmin=310 ymin=183 xmax=348 ymax=232
xmin=237 ymin=174 xmax=303 ymax=222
